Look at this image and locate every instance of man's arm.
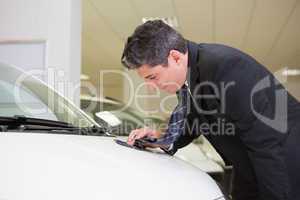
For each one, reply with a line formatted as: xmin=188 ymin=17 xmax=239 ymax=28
xmin=158 ymin=103 xmax=192 ymax=155
xmin=170 ymin=112 xmax=202 ymax=154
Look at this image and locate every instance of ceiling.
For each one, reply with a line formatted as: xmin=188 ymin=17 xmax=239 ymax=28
xmin=82 ymin=0 xmax=300 ymax=85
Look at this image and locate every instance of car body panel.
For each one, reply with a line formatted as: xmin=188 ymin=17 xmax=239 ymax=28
xmin=0 ymin=132 xmax=224 ymax=200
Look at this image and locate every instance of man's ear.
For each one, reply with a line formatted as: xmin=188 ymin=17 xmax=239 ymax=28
xmin=168 ymin=50 xmax=181 ymax=64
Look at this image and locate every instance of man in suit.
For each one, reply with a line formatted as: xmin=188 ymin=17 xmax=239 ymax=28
xmin=121 ymin=20 xmax=300 ymax=200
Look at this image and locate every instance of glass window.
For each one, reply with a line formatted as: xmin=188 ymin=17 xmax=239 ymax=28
xmin=0 ymin=63 xmax=95 ymax=128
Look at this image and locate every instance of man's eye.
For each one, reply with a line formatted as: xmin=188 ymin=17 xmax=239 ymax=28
xmin=149 ymin=76 xmax=156 ymax=80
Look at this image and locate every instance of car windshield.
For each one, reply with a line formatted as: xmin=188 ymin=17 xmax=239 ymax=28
xmin=81 ymin=98 xmax=166 ymax=136
xmin=0 ymin=62 xmax=96 ymax=128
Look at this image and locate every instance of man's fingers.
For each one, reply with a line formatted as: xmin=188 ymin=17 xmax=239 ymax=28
xmin=136 ymin=129 xmax=149 ymax=139
xmin=127 ymin=129 xmax=145 ymax=145
xmin=127 ymin=128 xmax=153 ymax=146
xmin=128 ymin=130 xmax=139 ymax=145
xmin=127 ymin=128 xmax=167 ymax=149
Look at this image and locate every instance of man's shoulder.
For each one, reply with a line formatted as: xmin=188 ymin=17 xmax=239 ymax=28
xmin=189 ymin=42 xmax=269 ymax=87
xmin=196 ymin=43 xmax=248 ymax=60
xmin=188 ymin=41 xmax=244 ymax=61
xmin=190 ymin=43 xmax=246 ymax=80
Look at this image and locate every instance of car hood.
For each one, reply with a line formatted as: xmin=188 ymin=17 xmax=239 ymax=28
xmin=117 ymin=136 xmax=223 ymax=174
xmin=0 ymin=132 xmax=224 ymax=200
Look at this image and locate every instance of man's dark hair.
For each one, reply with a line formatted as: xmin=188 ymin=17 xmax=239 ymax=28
xmin=121 ymin=20 xmax=187 ymax=69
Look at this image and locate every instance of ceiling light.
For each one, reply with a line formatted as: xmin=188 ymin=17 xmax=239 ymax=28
xmin=142 ymin=17 xmax=178 ymax=28
xmin=80 ymin=74 xmax=90 ymax=81
xmin=282 ymin=69 xmax=300 ymax=76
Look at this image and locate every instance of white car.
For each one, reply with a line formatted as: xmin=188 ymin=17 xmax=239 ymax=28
xmin=81 ymin=95 xmax=225 ymax=180
xmin=0 ymin=62 xmax=226 ymax=200
xmin=80 ymin=95 xmax=232 ymax=194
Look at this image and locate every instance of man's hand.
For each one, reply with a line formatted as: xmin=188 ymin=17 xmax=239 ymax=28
xmin=127 ymin=127 xmax=169 ymax=149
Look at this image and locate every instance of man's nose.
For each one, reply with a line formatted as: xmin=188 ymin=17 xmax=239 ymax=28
xmin=145 ymin=80 xmax=159 ymax=91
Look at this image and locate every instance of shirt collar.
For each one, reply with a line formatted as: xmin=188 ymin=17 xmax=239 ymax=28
xmin=186 ymin=40 xmax=201 ymax=89
xmin=187 ymin=40 xmax=200 ymax=69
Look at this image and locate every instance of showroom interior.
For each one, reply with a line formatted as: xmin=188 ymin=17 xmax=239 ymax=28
xmin=0 ymin=0 xmax=299 ymax=199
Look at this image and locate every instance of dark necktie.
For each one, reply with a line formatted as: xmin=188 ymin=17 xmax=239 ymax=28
xmin=154 ymin=83 xmax=188 ymax=146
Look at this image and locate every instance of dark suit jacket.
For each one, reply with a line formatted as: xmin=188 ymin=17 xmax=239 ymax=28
xmin=172 ymin=41 xmax=300 ymax=200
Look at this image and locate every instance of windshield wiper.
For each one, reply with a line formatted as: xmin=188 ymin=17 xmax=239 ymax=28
xmin=0 ymin=115 xmax=74 ymax=128
xmin=0 ymin=115 xmax=109 ymax=136
xmin=20 ymin=125 xmax=108 ymax=136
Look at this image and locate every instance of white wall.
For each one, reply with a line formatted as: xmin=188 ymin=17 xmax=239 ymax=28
xmin=0 ymin=0 xmax=81 ymax=105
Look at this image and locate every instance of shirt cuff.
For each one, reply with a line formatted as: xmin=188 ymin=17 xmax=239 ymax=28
xmin=160 ymin=143 xmax=177 ymax=155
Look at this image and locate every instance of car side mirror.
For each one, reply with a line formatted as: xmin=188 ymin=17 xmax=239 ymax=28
xmin=94 ymin=111 xmax=122 ymax=133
